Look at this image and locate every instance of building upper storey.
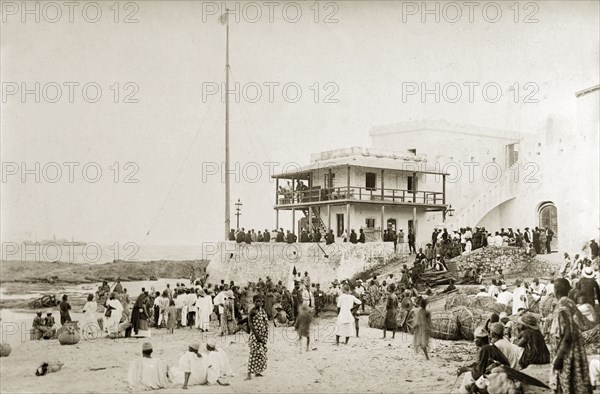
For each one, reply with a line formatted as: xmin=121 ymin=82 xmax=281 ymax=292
xmin=272 ymin=147 xmax=448 ymax=210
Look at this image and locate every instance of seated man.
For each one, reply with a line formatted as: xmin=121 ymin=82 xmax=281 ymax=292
xmin=489 ymin=322 xmax=524 ymax=370
xmin=170 ymin=343 xmax=208 ymax=389
xmin=33 ymin=311 xmax=54 ymax=339
xmin=44 ymin=313 xmax=56 ymax=329
xmin=206 ymin=340 xmax=232 ymax=386
xmin=457 ymin=327 xmax=510 ymax=393
xmin=127 ymin=342 xmax=169 ymax=390
xmin=441 ymin=279 xmax=457 ymax=294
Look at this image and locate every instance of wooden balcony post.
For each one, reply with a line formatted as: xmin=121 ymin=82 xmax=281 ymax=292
xmin=308 ymin=206 xmax=313 ymax=231
xmin=276 ymin=208 xmax=279 ymax=229
xmin=327 ymin=204 xmax=331 ymax=231
xmin=442 ymin=174 xmax=446 ymax=205
xmin=413 ymin=207 xmax=417 ymax=237
xmin=381 ymin=205 xmax=385 ymax=241
xmin=346 ymin=203 xmax=350 ymax=234
xmin=412 ymin=172 xmax=417 ymax=203
xmin=381 ymin=169 xmax=384 ymax=200
xmin=276 ymin=178 xmax=279 ymax=205
xmin=291 ymin=177 xmax=295 ymax=204
xmin=292 ymin=208 xmax=296 ymax=236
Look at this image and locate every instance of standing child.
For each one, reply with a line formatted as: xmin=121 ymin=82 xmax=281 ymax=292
xmin=413 ymin=298 xmax=432 ymax=360
xmin=383 ymin=284 xmax=398 ymax=339
xmin=294 ymin=304 xmax=313 ymax=353
xmin=165 ymin=299 xmax=177 ymax=334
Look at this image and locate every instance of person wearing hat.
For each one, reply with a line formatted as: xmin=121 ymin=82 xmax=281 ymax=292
xmin=576 ymin=267 xmax=600 ymax=306
xmin=514 ymin=313 xmax=550 ymax=369
xmin=206 ymin=339 xmax=232 ymax=386
xmin=313 ymin=283 xmax=325 ymax=317
xmin=127 ymin=342 xmax=169 ymax=390
xmin=457 ymin=326 xmax=510 ymax=392
xmin=489 ymin=322 xmax=523 ymax=369
xmin=175 ymin=343 xmax=207 ymax=389
xmin=475 ymin=285 xmax=488 ymax=298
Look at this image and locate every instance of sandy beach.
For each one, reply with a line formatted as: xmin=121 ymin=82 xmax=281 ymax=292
xmin=0 ymin=311 xmax=558 ymax=394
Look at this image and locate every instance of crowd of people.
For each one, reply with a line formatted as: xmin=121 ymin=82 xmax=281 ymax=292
xmin=29 ymin=233 xmax=600 ymax=392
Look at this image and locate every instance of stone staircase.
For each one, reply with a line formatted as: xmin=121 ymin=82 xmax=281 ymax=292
xmin=447 ymin=160 xmax=523 ymax=228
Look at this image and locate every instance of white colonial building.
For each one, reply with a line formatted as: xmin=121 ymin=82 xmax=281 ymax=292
xmin=369 ymin=85 xmax=600 ymax=253
xmin=272 ymin=147 xmax=448 ymax=244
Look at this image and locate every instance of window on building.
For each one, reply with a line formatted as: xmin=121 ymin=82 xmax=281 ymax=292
xmin=506 ymin=143 xmax=520 ymax=168
xmin=365 ymin=172 xmax=376 ymax=190
xmin=365 ymin=218 xmax=375 ymax=229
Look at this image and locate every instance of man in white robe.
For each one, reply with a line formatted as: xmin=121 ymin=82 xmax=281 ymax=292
xmin=127 ymin=342 xmax=169 ymax=390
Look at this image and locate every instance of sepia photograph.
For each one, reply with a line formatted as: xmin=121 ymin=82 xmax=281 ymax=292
xmin=1 ymin=1 xmax=599 ymax=393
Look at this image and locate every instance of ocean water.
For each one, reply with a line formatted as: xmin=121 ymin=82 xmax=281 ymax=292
xmin=0 ymin=277 xmax=190 ymax=346
xmin=2 ymin=243 xmax=210 ymax=264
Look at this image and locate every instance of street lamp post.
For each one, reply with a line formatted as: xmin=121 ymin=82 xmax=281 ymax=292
xmin=443 ymin=204 xmax=455 ymax=224
xmin=235 ymin=198 xmax=243 ymax=229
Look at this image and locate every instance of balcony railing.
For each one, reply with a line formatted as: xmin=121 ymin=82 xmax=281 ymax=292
xmin=276 ymin=186 xmax=444 ymax=206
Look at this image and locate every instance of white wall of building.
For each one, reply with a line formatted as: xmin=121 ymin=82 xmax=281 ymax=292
xmin=368 ymin=87 xmax=600 ymax=254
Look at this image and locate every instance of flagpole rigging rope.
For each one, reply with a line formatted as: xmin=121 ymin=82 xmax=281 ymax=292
xmin=138 ymin=99 xmax=215 ymax=248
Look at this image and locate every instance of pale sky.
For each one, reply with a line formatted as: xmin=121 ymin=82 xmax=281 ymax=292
xmin=1 ymin=0 xmax=598 ymax=246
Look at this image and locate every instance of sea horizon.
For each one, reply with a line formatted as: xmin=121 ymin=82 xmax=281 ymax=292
xmin=1 ymin=242 xmax=217 ymax=265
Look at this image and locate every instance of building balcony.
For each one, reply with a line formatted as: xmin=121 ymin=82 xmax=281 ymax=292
xmin=275 ymin=186 xmax=445 ymax=209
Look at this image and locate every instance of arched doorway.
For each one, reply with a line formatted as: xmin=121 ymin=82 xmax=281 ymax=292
xmin=538 ymin=202 xmax=558 ymax=252
xmin=387 ymin=218 xmax=397 ymax=232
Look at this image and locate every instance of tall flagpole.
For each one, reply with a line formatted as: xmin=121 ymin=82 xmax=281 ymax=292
xmin=224 ymin=9 xmax=231 ymax=240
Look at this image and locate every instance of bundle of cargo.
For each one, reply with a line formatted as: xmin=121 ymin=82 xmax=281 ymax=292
xmin=452 ymin=306 xmax=491 ymax=340
xmin=429 ymin=310 xmax=461 ymax=340
xmin=400 ymin=308 xmax=416 ymax=333
xmin=468 ymin=296 xmax=506 ymax=314
xmin=444 ymin=293 xmax=470 ymax=311
xmin=424 ymin=291 xmax=456 ymax=312
xmin=368 ymin=307 xmax=386 ymax=329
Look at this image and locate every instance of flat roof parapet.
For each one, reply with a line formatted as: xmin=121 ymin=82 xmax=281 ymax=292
xmin=310 ymin=146 xmax=427 ymax=164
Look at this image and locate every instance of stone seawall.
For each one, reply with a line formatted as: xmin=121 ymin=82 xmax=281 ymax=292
xmin=450 ymin=246 xmax=561 ymax=276
xmin=206 ymin=241 xmax=395 ymax=286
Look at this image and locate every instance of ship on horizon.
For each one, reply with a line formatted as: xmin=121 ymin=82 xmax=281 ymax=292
xmin=23 ymin=235 xmax=86 ymax=246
